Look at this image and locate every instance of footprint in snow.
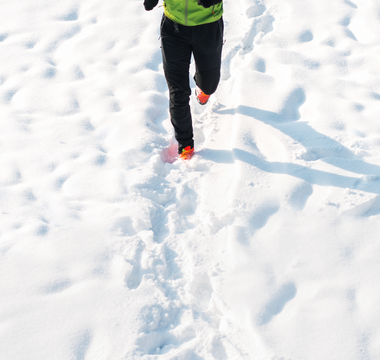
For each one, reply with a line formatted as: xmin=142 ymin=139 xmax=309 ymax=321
xmin=140 ymin=304 xmax=178 ymax=332
xmin=241 ymin=14 xmax=275 ymax=54
xmin=344 ymin=0 xmax=357 ymax=9
xmin=211 ymin=336 xmax=229 ymax=360
xmin=74 ymin=66 xmax=85 ymax=80
xmin=136 ymin=330 xmax=186 ymax=355
xmin=71 ymin=330 xmax=92 ymax=360
xmin=80 ymin=119 xmax=95 ymax=132
xmin=248 ymin=204 xmax=280 ymax=232
xmin=55 ymin=176 xmax=69 ymax=190
xmin=190 ymin=274 xmax=213 ymax=311
xmin=252 ymin=57 xmax=266 ymax=73
xmin=4 ymin=89 xmax=18 ymax=104
xmin=94 ymin=153 xmax=107 ymax=166
xmin=279 ymin=87 xmax=306 ymax=121
xmin=286 ymin=181 xmax=313 ymax=211
xmin=246 ymin=4 xmax=266 ymax=18
xmin=0 ymin=166 xmax=22 ymax=186
xmin=44 ymin=67 xmax=56 ymax=79
xmin=340 ymin=16 xmax=351 ymax=26
xmin=222 ymin=7 xmax=274 ymax=79
xmin=23 ymin=189 xmax=37 ymax=202
xmin=125 ymin=245 xmax=144 ymax=290
xmin=343 ymin=28 xmax=357 ymax=41
xmin=60 ymin=10 xmax=79 ymax=22
xmin=25 ymin=40 xmax=37 ymax=49
xmin=48 ymin=25 xmax=81 ymax=52
xmin=114 ymin=216 xmax=136 ymax=237
xmin=43 ymin=279 xmax=72 ymax=294
xmin=257 ymin=283 xmax=297 ymax=325
xmin=298 ymin=30 xmax=314 ymax=43
xmin=136 ymin=306 xmax=196 ymax=355
xmin=36 ymin=224 xmax=49 ymax=236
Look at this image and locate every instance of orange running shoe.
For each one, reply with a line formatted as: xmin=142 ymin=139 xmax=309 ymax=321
xmin=195 ymin=86 xmax=210 ymax=105
xmin=179 ymin=146 xmax=194 ymax=160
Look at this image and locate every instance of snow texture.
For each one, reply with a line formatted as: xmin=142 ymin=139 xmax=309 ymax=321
xmin=1 ymin=0 xmax=380 ymax=359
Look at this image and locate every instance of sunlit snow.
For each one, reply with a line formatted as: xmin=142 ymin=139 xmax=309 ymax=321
xmin=1 ymin=0 xmax=380 ymax=359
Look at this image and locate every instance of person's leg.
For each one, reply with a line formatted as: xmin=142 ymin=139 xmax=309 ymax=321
xmin=192 ymin=18 xmax=224 ymax=96
xmin=160 ymin=16 xmax=194 ymax=153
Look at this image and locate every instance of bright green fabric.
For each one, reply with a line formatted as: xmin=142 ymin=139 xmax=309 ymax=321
xmin=163 ymin=0 xmax=223 ymax=26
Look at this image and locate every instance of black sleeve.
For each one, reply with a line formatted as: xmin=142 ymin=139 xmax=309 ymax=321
xmin=144 ymin=0 xmax=159 ymax=11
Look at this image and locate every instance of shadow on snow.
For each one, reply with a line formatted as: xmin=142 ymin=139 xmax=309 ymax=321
xmin=198 ymin=104 xmax=380 ymax=195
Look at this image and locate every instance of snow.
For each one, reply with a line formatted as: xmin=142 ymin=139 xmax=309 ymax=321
xmin=1 ymin=0 xmax=380 ymax=359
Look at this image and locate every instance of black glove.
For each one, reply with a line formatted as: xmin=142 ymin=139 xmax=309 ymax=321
xmin=197 ymin=0 xmax=222 ymax=8
xmin=144 ymin=0 xmax=158 ymax=11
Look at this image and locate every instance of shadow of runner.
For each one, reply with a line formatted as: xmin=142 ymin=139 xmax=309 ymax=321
xmin=216 ymin=105 xmax=355 ymax=160
xmin=232 ymin=148 xmax=380 ymax=195
xmin=215 ymin=105 xmax=380 ymax=178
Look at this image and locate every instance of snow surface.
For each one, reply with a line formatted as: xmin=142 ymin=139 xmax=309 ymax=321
xmin=1 ymin=0 xmax=380 ymax=359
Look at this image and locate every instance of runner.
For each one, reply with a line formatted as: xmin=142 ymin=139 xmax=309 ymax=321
xmin=144 ymin=0 xmax=224 ymax=160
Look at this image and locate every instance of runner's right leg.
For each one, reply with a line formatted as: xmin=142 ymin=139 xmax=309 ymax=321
xmin=160 ymin=15 xmax=194 ymax=154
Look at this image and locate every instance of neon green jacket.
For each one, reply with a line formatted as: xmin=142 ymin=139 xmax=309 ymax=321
xmin=163 ymin=0 xmax=223 ymax=26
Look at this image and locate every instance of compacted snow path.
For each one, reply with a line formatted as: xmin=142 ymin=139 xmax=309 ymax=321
xmin=1 ymin=0 xmax=380 ymax=359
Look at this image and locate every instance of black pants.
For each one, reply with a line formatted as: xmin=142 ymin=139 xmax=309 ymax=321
xmin=160 ymin=15 xmax=224 ymax=152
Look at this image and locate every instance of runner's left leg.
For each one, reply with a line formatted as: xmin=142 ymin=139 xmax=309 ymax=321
xmin=192 ymin=17 xmax=224 ymax=96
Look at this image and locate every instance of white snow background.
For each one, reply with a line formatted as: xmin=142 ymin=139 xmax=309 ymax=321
xmin=1 ymin=0 xmax=380 ymax=359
